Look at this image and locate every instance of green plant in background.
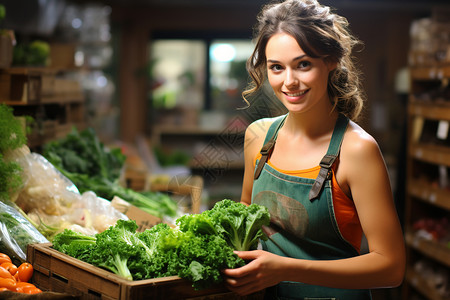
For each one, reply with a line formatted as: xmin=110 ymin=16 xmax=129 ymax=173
xmin=0 ymin=4 xmax=13 ymax=37
xmin=0 ymin=4 xmax=16 ymax=69
xmin=13 ymin=40 xmax=50 ymax=66
xmin=0 ymin=4 xmax=5 ymax=25
xmin=0 ymin=4 xmax=8 ymax=36
xmin=43 ymin=127 xmax=178 ymax=218
xmin=153 ymin=145 xmax=190 ymax=167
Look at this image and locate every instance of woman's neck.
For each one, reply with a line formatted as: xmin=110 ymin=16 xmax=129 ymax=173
xmin=284 ymin=106 xmax=339 ymax=140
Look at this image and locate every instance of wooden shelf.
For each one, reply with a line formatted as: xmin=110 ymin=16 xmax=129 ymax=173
xmin=405 ymin=231 xmax=450 ymax=268
xmin=1 ymin=67 xmax=58 ymax=75
xmin=406 ymin=269 xmax=447 ymax=300
xmin=0 ymin=66 xmax=86 ymax=149
xmin=405 ymin=24 xmax=450 ymax=300
xmin=408 ymin=101 xmax=450 ymax=121
xmin=409 ymin=143 xmax=450 ymax=167
xmin=1 ymin=94 xmax=84 ymax=106
xmin=409 ymin=65 xmax=450 ymax=80
xmin=407 ymin=178 xmax=450 ymax=211
xmin=0 ymin=67 xmax=84 ymax=106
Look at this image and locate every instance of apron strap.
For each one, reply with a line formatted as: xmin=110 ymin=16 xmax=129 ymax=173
xmin=254 ymin=114 xmax=287 ymax=180
xmin=309 ymin=113 xmax=349 ymax=201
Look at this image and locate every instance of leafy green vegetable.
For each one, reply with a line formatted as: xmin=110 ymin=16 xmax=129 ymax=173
xmin=90 ymin=221 xmax=139 ymax=281
xmin=176 ymin=233 xmax=244 ymax=290
xmin=52 ymin=215 xmax=246 ymax=289
xmin=176 ymin=199 xmax=270 ymax=251
xmin=0 ymin=104 xmax=27 ymax=201
xmin=52 ymin=229 xmax=96 ymax=261
xmin=44 ymin=127 xmax=125 ymax=181
xmin=43 ymin=127 xmax=178 ymax=218
xmin=139 ymin=191 xmax=178 ymax=218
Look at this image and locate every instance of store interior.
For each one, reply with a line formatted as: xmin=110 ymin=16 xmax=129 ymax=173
xmin=0 ymin=0 xmax=449 ymax=299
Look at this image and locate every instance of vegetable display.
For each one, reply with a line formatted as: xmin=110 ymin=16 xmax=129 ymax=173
xmin=52 ymin=200 xmax=271 ymax=290
xmin=0 ymin=105 xmax=125 ymax=245
xmin=43 ymin=128 xmax=178 ymax=219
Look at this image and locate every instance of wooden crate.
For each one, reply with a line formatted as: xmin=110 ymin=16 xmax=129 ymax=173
xmin=28 ymin=243 xmax=264 ymax=300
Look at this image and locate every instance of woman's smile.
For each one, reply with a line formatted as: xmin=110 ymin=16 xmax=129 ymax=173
xmin=283 ymin=89 xmax=310 ymax=102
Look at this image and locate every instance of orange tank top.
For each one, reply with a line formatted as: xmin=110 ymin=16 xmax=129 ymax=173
xmin=254 ymin=154 xmax=363 ymax=253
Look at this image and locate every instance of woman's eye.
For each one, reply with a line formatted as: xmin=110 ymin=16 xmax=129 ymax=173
xmin=298 ymin=61 xmax=311 ymax=69
xmin=269 ymin=64 xmax=283 ymax=72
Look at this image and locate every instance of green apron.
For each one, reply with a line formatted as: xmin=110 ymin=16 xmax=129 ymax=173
xmin=252 ymin=113 xmax=372 ymax=300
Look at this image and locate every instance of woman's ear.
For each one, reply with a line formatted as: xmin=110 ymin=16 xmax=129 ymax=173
xmin=326 ymin=58 xmax=338 ymax=72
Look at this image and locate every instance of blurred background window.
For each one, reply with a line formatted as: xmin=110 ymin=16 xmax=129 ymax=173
xmin=150 ymin=38 xmax=254 ymax=115
xmin=151 ymin=40 xmax=206 ymax=110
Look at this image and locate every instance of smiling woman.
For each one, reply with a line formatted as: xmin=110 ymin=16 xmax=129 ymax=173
xmin=222 ymin=0 xmax=406 ymax=299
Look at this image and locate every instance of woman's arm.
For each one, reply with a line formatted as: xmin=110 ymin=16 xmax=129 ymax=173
xmin=224 ymin=124 xmax=406 ymax=295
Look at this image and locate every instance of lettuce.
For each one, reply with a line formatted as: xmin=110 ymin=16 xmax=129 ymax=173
xmin=176 ymin=199 xmax=270 ymax=251
xmin=53 ymin=200 xmax=270 ymax=289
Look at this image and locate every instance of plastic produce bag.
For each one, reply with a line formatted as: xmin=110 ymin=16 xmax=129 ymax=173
xmin=0 ymin=201 xmax=48 ymax=264
xmin=26 ymin=191 xmax=128 ymax=237
xmin=14 ymin=152 xmax=80 ymax=216
xmin=13 ymin=152 xmax=127 ymax=240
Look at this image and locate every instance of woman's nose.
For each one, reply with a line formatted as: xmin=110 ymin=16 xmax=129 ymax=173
xmin=284 ymin=69 xmax=298 ymax=87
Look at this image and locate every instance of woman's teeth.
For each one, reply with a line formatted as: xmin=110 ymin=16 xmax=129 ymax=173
xmin=286 ymin=90 xmax=307 ymax=97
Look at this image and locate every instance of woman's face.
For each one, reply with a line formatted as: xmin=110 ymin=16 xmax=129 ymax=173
xmin=266 ymin=32 xmax=335 ymax=114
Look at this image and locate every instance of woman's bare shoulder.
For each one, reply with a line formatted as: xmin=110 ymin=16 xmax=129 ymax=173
xmin=246 ymin=116 xmax=280 ymax=139
xmin=244 ymin=116 xmax=281 ymax=153
xmin=342 ymin=121 xmax=383 ymax=164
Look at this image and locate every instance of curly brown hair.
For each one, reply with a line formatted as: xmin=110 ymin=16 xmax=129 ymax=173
xmin=244 ymin=0 xmax=365 ymax=121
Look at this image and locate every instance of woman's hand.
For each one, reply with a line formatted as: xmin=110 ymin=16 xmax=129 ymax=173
xmin=223 ymin=250 xmax=285 ymax=296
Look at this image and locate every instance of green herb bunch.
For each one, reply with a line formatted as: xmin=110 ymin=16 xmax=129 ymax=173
xmin=0 ymin=104 xmax=27 ymax=202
